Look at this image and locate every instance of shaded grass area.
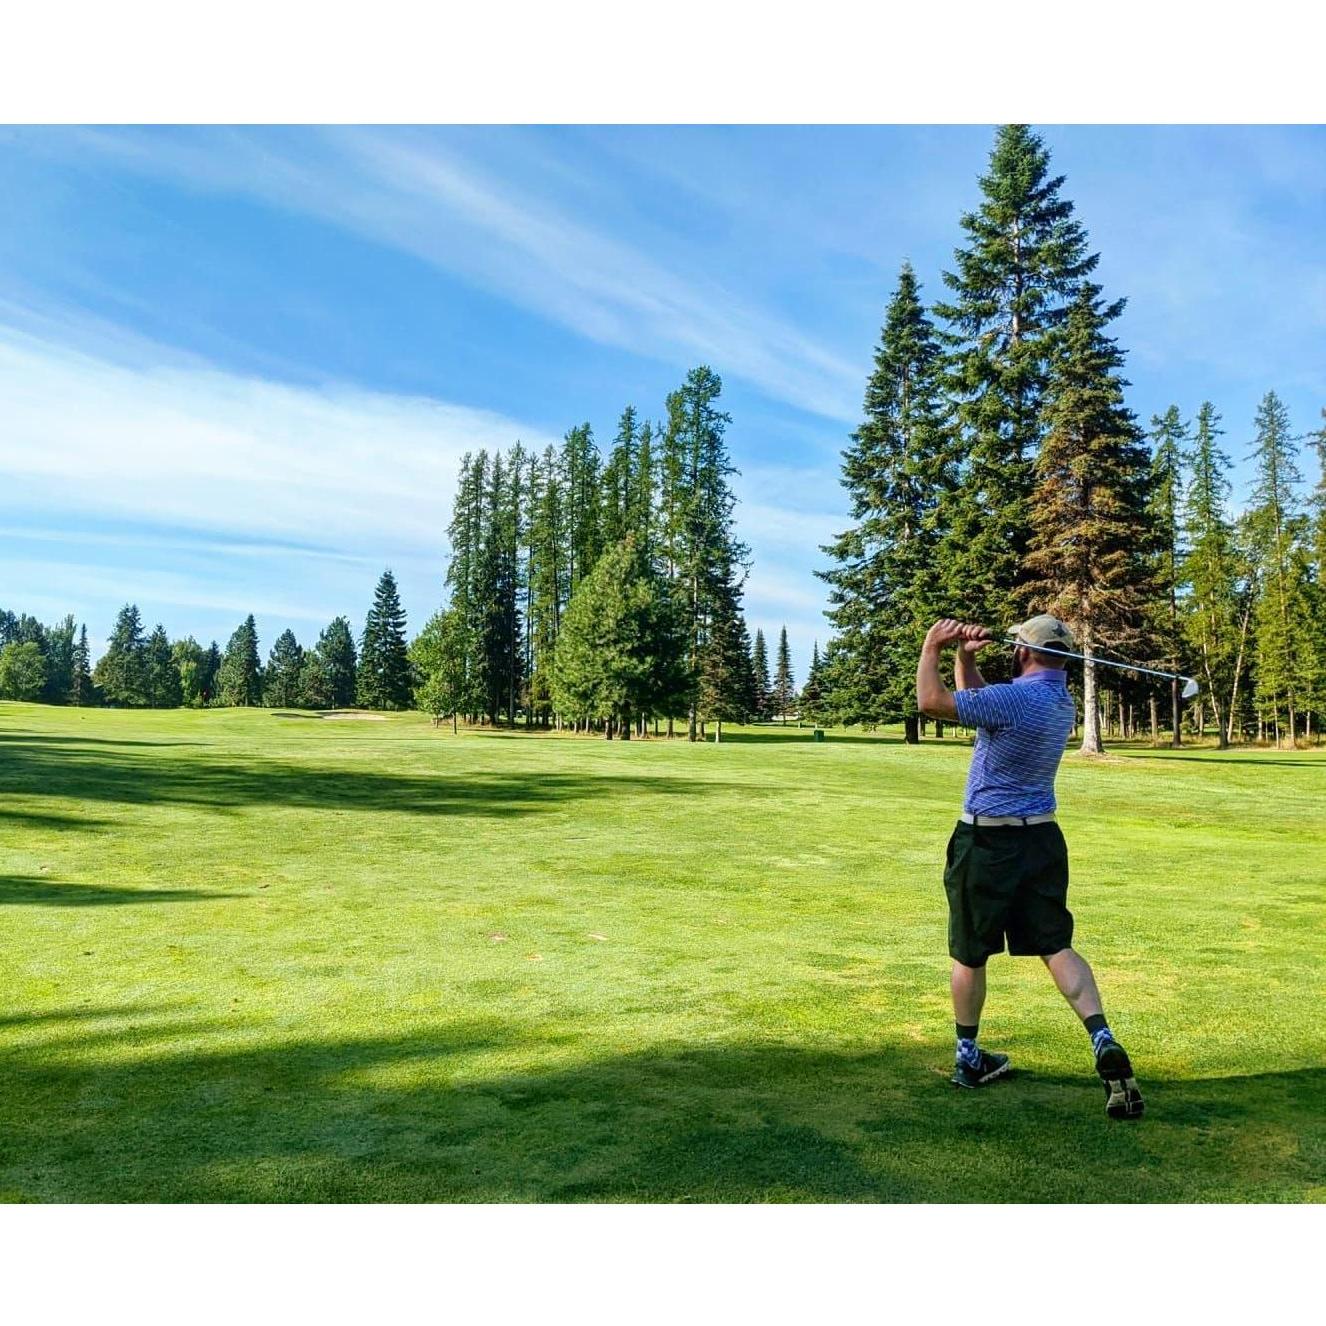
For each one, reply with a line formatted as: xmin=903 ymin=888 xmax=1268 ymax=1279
xmin=1 ymin=702 xmax=1323 ymax=1203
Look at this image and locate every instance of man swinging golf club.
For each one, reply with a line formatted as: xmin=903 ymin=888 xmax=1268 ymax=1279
xmin=916 ymin=614 xmax=1145 ymax=1120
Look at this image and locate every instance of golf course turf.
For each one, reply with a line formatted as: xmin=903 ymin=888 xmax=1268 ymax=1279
xmin=1 ymin=702 xmax=1322 ymax=1203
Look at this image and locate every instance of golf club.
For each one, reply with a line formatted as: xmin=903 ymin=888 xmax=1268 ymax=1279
xmin=1002 ymin=634 xmax=1200 ymax=699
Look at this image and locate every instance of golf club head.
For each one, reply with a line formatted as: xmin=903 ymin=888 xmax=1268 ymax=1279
xmin=1181 ymin=677 xmax=1200 ymax=700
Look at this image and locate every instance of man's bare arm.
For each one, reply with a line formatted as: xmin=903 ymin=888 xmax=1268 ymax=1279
xmin=916 ymin=619 xmax=961 ymax=722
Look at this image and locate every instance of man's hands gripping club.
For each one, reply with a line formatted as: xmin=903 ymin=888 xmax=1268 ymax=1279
xmin=917 ymin=619 xmax=995 ymax=720
xmin=924 ymin=618 xmax=995 ymax=654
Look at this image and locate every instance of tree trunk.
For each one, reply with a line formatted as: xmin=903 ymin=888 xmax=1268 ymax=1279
xmin=1149 ymin=696 xmax=1158 ymax=746
xmin=667 ymin=715 xmax=674 ymax=739
xmin=1227 ymin=600 xmax=1251 ymax=745
xmin=1117 ymin=695 xmax=1126 ymax=740
xmin=452 ymin=712 xmax=458 ymax=735
xmin=1170 ymin=677 xmax=1181 ymax=747
xmin=935 ymin=720 xmax=945 ymax=739
xmin=620 ymin=708 xmax=631 ymax=740
xmin=714 ymin=720 xmax=722 ymax=743
xmin=903 ymin=713 xmax=919 ymax=744
xmin=1080 ymin=634 xmax=1104 ymax=755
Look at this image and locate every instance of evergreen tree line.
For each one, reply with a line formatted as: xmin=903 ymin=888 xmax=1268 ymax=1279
xmin=810 ymin=123 xmax=1326 ymax=751
xmin=0 ymin=569 xmax=413 ymax=712
xmin=412 ymin=366 xmax=788 ymax=740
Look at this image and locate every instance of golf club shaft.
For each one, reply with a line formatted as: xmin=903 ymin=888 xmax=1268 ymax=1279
xmin=1002 ymin=636 xmax=1194 ymax=689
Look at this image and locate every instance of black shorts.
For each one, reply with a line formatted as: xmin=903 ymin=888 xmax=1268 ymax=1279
xmin=942 ymin=820 xmax=1074 ymax=968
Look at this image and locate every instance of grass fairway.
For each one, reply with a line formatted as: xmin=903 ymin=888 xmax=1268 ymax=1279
xmin=1 ymin=701 xmax=1323 ymax=1203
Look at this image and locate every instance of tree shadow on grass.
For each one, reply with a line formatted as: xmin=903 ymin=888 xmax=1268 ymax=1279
xmin=0 ymin=807 xmax=110 ymax=831
xmin=1 ymin=1006 xmax=1320 ymax=1203
xmin=0 ymin=1004 xmax=175 ymax=1029
xmin=0 ymin=732 xmax=202 ymax=748
xmin=0 ymin=875 xmax=243 ymax=908
xmin=717 ymin=731 xmax=920 ymax=746
xmin=0 ymin=732 xmax=726 ymax=820
xmin=1121 ymin=752 xmax=1324 ymax=769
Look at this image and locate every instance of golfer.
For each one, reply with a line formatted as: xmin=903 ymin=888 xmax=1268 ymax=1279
xmin=916 ymin=614 xmax=1145 ymax=1119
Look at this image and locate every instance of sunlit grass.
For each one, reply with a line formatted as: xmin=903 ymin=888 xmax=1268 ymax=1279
xmin=1 ymin=701 xmax=1322 ymax=1202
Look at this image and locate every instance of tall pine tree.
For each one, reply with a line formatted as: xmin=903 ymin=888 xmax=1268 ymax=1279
xmin=800 ymin=641 xmax=825 ymax=723
xmin=773 ymin=625 xmax=796 ymax=720
xmin=264 ymin=629 xmax=306 ymax=708
xmin=145 ymin=624 xmax=182 ymax=708
xmin=601 ymin=407 xmax=637 ymax=548
xmin=562 ymin=423 xmax=602 ymax=597
xmin=358 ymin=570 xmax=412 ymax=710
xmin=1181 ymin=403 xmax=1242 ymax=746
xmin=751 ymin=627 xmax=772 ymax=719
xmin=819 ymin=263 xmax=952 ymax=740
xmin=217 ymin=615 xmax=262 ymax=707
xmin=41 ymin=614 xmax=76 ymax=705
xmin=446 ymin=451 xmax=489 ymax=721
xmin=675 ymin=367 xmax=748 ymax=740
xmin=473 ymin=455 xmax=522 ymax=724
xmin=311 ymin=616 xmax=358 ymax=708
xmin=527 ymin=445 xmax=565 ymax=725
xmin=94 ymin=604 xmax=149 ymax=707
xmin=1148 ymin=404 xmax=1189 ymax=745
xmin=1023 ymin=284 xmax=1154 ymax=755
xmin=1306 ymin=410 xmax=1326 ymax=739
xmin=1246 ymin=391 xmax=1309 ymax=746
xmin=935 ymin=124 xmax=1098 ymax=632
xmin=70 ymin=623 xmax=93 ymax=706
xmin=199 ymin=641 xmax=222 ymax=706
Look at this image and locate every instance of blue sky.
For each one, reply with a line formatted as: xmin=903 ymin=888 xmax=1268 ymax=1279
xmin=2 ymin=125 xmax=1323 ymax=674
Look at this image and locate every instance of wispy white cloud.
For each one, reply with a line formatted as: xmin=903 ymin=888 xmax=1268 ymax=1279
xmin=0 ymin=314 xmax=559 ymax=558
xmin=0 ymin=310 xmax=563 ymax=646
xmin=53 ymin=127 xmax=862 ymax=422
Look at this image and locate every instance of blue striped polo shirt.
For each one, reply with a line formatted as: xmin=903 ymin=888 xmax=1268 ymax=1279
xmin=952 ymin=671 xmax=1075 ymax=817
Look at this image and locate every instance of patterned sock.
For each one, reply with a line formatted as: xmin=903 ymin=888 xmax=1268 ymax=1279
xmin=956 ymin=1037 xmax=982 ymax=1066
xmin=1090 ymin=1026 xmax=1115 ymax=1056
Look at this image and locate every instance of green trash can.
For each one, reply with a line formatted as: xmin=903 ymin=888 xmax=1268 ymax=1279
xmin=812 ymin=728 xmax=825 ymax=742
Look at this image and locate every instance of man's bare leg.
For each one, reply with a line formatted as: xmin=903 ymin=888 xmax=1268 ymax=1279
xmin=1042 ymin=948 xmax=1145 ymax=1119
xmin=1042 ymin=948 xmax=1104 ymax=1020
xmin=949 ymin=960 xmax=1009 ymax=1084
xmin=951 ymin=960 xmax=987 ymax=1027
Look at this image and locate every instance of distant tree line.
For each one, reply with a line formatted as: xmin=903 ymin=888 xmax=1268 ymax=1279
xmin=3 ymin=365 xmax=810 ymax=738
xmin=809 ymin=123 xmax=1326 ymax=751
xmin=0 ymin=570 xmax=412 ymax=713
xmin=411 ymin=365 xmax=787 ymax=740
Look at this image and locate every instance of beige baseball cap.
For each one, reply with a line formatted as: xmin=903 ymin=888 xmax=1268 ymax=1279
xmin=1013 ymin=614 xmax=1076 ymax=654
